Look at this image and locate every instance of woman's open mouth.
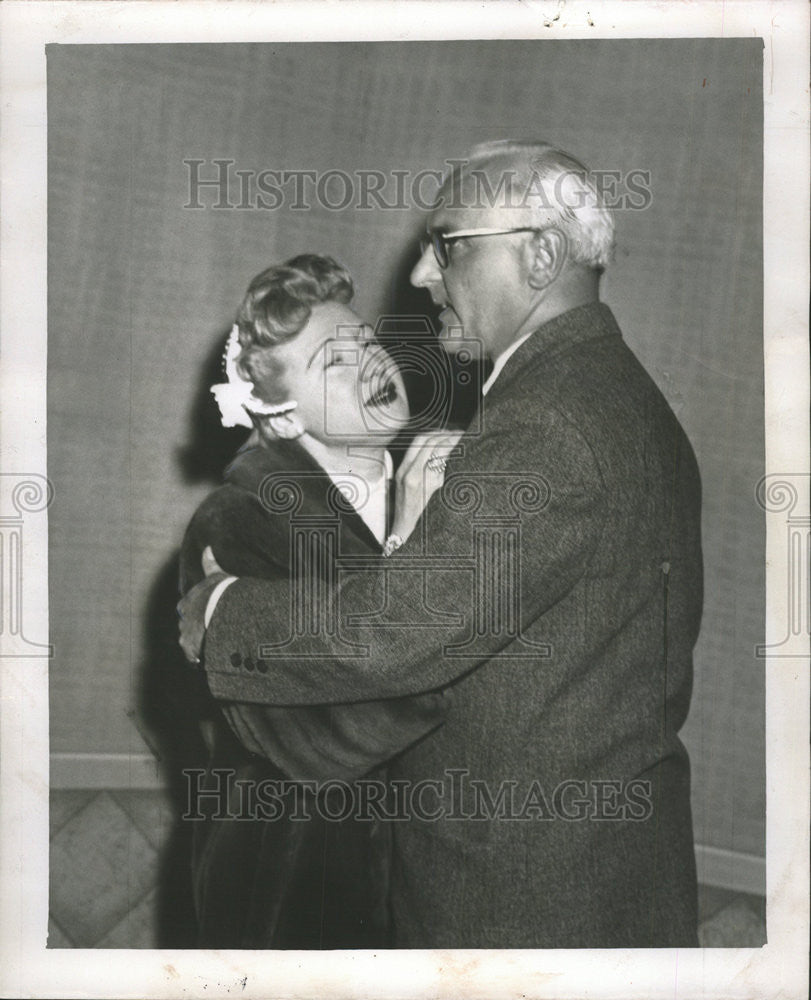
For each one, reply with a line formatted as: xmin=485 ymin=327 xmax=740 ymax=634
xmin=365 ymin=380 xmax=398 ymax=408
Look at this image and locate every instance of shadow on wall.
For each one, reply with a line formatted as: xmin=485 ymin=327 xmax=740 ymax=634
xmin=137 ymin=552 xmax=211 ymax=946
xmin=175 ymin=326 xmax=253 ymax=485
xmin=135 ymin=329 xmax=250 ymax=945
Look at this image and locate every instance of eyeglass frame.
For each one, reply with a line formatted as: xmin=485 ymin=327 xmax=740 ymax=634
xmin=420 ymin=226 xmax=542 ymax=269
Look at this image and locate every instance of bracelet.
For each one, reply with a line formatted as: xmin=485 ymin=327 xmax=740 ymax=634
xmin=382 ymin=533 xmax=404 ymax=558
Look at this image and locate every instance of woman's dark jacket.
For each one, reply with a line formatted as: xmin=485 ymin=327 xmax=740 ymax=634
xmin=179 ymin=437 xmax=446 ymax=948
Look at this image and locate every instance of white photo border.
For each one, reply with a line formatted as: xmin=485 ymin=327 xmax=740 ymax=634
xmin=0 ymin=2 xmax=808 ymax=998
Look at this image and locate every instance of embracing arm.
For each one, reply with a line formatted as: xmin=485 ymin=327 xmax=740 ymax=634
xmin=203 ymin=408 xmax=607 ymax=706
xmin=180 ymin=481 xmax=448 ymax=780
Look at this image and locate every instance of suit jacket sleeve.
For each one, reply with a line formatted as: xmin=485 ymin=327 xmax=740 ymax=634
xmin=181 ymin=480 xmax=447 ymax=781
xmin=203 ymin=403 xmax=608 ymax=706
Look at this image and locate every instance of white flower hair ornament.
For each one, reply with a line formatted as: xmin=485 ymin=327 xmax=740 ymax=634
xmin=210 ymin=325 xmax=297 ymax=428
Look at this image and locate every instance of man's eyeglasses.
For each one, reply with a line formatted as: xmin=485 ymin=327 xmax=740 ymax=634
xmin=420 ymin=227 xmax=541 ymax=269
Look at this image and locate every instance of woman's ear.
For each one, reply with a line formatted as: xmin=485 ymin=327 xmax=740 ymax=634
xmin=526 ymin=228 xmax=568 ymax=291
xmin=248 ymin=406 xmax=305 ymax=443
xmin=268 ymin=410 xmax=305 ymax=440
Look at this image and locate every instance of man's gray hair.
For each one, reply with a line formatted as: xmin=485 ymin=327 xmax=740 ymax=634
xmin=460 ymin=139 xmax=616 ymax=271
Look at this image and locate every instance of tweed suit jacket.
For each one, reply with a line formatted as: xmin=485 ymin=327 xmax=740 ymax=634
xmin=204 ymin=303 xmax=704 ymax=949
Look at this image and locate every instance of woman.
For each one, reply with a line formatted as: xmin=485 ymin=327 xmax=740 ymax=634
xmin=180 ymin=254 xmax=459 ymax=948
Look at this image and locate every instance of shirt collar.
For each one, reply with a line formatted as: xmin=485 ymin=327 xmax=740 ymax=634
xmin=481 ymin=329 xmax=536 ymax=396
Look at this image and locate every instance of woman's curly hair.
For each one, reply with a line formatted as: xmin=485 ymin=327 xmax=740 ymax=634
xmin=235 ymin=254 xmax=354 ymax=401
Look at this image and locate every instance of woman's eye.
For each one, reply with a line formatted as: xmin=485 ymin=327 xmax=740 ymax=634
xmin=326 ymin=351 xmax=354 ymax=368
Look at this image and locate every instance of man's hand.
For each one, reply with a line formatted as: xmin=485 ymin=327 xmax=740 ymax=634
xmin=177 ymin=546 xmax=229 ymax=664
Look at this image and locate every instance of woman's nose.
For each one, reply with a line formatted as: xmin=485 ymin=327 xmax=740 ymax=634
xmin=361 ymin=341 xmax=391 ymax=381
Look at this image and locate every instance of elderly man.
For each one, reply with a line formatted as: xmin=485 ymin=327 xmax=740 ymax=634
xmin=180 ymin=139 xmax=703 ymax=948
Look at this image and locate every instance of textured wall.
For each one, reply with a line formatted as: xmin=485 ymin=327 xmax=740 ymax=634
xmin=47 ymin=39 xmax=764 ymax=856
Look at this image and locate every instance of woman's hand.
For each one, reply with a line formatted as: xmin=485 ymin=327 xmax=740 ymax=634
xmin=391 ymin=430 xmax=464 ymax=543
xmin=177 ymin=547 xmax=228 ymax=664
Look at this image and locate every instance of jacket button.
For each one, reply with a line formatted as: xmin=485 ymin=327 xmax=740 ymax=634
xmin=230 ymin=652 xmax=242 ymax=668
xmin=256 ymin=659 xmax=268 ymax=674
xmin=244 ymin=657 xmax=255 ymax=671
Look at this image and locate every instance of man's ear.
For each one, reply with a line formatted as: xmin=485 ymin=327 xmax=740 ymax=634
xmin=526 ymin=228 xmax=568 ymax=291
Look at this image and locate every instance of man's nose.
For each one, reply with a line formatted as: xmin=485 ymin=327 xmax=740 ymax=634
xmin=410 ymin=242 xmax=442 ymax=288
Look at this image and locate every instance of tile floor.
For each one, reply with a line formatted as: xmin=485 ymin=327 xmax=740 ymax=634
xmin=49 ymin=787 xmax=198 ymax=949
xmin=49 ymin=788 xmax=767 ymax=948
